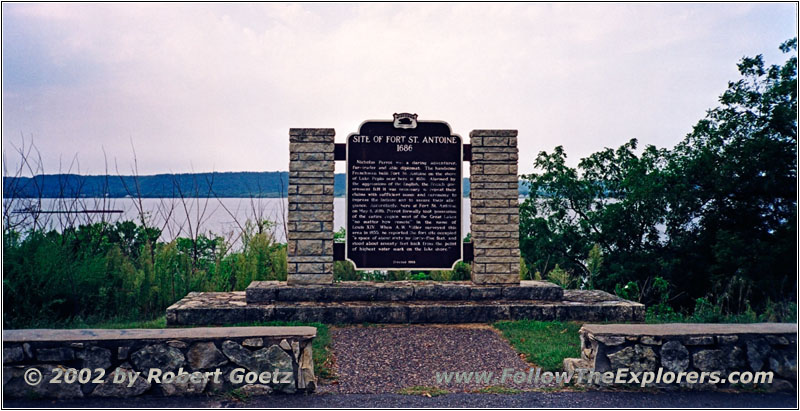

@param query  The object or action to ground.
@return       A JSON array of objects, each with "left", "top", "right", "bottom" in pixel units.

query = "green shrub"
[
  {"left": 333, "top": 260, "right": 359, "bottom": 281},
  {"left": 615, "top": 281, "right": 640, "bottom": 302},
  {"left": 429, "top": 262, "right": 470, "bottom": 281},
  {"left": 386, "top": 270, "right": 410, "bottom": 281},
  {"left": 519, "top": 257, "right": 530, "bottom": 280},
  {"left": 546, "top": 264, "right": 576, "bottom": 289},
  {"left": 429, "top": 269, "right": 452, "bottom": 281},
  {"left": 3, "top": 218, "right": 289, "bottom": 328},
  {"left": 410, "top": 272, "right": 430, "bottom": 281}
]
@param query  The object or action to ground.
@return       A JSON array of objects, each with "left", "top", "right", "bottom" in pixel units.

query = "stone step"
[
  {"left": 167, "top": 289, "right": 644, "bottom": 326},
  {"left": 245, "top": 280, "right": 564, "bottom": 303}
]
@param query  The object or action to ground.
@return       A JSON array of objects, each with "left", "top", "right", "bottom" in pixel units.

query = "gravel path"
[{"left": 321, "top": 324, "right": 537, "bottom": 394}]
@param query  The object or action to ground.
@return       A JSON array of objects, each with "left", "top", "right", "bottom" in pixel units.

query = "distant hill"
[{"left": 3, "top": 172, "right": 530, "bottom": 198}]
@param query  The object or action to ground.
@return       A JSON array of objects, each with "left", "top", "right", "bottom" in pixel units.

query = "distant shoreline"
[
  {"left": 2, "top": 195, "right": 530, "bottom": 199},
  {"left": 3, "top": 172, "right": 532, "bottom": 199}
]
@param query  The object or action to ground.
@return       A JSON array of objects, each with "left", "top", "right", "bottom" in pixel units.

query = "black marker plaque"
[{"left": 346, "top": 114, "right": 462, "bottom": 270}]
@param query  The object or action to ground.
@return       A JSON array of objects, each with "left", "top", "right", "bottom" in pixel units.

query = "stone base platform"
[
  {"left": 246, "top": 280, "right": 564, "bottom": 303},
  {"left": 166, "top": 288, "right": 644, "bottom": 326}
]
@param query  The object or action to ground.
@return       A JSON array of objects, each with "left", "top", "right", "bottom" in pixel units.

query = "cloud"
[{"left": 2, "top": 3, "right": 797, "bottom": 175}]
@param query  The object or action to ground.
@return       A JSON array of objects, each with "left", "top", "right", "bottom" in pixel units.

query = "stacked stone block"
[
  {"left": 469, "top": 130, "right": 520, "bottom": 285},
  {"left": 287, "top": 128, "right": 335, "bottom": 285}
]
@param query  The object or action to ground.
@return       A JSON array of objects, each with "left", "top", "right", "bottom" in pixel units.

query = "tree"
[
  {"left": 520, "top": 139, "right": 670, "bottom": 298},
  {"left": 663, "top": 38, "right": 797, "bottom": 311},
  {"left": 520, "top": 39, "right": 797, "bottom": 312}
]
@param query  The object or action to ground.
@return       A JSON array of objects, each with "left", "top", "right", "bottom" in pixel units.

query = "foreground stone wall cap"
[
  {"left": 581, "top": 322, "right": 796, "bottom": 336},
  {"left": 3, "top": 326, "right": 317, "bottom": 342}
]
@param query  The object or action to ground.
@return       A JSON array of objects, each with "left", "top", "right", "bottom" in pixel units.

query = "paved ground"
[
  {"left": 5, "top": 391, "right": 796, "bottom": 408},
  {"left": 321, "top": 324, "right": 538, "bottom": 393}
]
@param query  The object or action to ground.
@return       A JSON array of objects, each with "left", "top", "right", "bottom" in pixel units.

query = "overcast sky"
[{"left": 2, "top": 2, "right": 797, "bottom": 176}]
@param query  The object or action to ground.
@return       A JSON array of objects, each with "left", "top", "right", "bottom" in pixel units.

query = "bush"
[
  {"left": 615, "top": 281, "right": 640, "bottom": 302},
  {"left": 519, "top": 257, "right": 530, "bottom": 280},
  {"left": 546, "top": 264, "right": 576, "bottom": 289},
  {"left": 333, "top": 260, "right": 359, "bottom": 281},
  {"left": 3, "top": 219, "right": 288, "bottom": 328}
]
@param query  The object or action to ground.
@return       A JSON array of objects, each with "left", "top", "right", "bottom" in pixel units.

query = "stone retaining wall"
[
  {"left": 167, "top": 289, "right": 644, "bottom": 325},
  {"left": 565, "top": 323, "right": 796, "bottom": 392},
  {"left": 245, "top": 280, "right": 563, "bottom": 303},
  {"left": 3, "top": 327, "right": 316, "bottom": 398}
]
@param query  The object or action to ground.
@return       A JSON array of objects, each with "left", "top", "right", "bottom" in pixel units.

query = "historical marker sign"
[{"left": 346, "top": 114, "right": 463, "bottom": 270}]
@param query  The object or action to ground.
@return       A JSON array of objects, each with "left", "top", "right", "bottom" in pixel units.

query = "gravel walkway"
[{"left": 321, "top": 324, "right": 538, "bottom": 394}]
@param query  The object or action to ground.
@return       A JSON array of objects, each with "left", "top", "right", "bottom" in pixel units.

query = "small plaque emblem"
[{"left": 393, "top": 113, "right": 418, "bottom": 129}]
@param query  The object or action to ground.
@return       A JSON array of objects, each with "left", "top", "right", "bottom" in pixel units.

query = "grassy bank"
[{"left": 493, "top": 320, "right": 582, "bottom": 372}]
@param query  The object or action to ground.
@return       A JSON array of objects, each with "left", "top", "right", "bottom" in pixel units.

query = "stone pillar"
[
  {"left": 469, "top": 130, "right": 520, "bottom": 285},
  {"left": 287, "top": 128, "right": 335, "bottom": 285}
]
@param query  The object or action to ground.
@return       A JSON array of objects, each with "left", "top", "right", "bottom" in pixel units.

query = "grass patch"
[
  {"left": 493, "top": 320, "right": 581, "bottom": 372},
  {"left": 80, "top": 316, "right": 168, "bottom": 329},
  {"left": 398, "top": 386, "right": 449, "bottom": 397},
  {"left": 8, "top": 315, "right": 169, "bottom": 330},
  {"left": 472, "top": 385, "right": 522, "bottom": 394}
]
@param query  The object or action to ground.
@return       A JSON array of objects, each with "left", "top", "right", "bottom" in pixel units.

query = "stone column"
[
  {"left": 469, "top": 130, "right": 520, "bottom": 285},
  {"left": 287, "top": 128, "right": 335, "bottom": 285}
]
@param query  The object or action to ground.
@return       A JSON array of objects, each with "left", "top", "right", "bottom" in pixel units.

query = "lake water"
[{"left": 5, "top": 197, "right": 513, "bottom": 243}]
